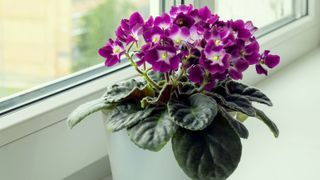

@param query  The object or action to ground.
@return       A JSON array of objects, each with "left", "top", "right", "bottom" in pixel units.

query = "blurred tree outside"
[{"left": 72, "top": 0, "right": 135, "bottom": 72}]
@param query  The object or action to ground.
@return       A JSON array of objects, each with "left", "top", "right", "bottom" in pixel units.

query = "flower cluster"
[{"left": 99, "top": 5, "right": 280, "bottom": 91}]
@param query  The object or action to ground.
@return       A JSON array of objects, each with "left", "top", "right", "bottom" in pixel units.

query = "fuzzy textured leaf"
[
  {"left": 128, "top": 108, "right": 178, "bottom": 151},
  {"left": 168, "top": 93, "right": 218, "bottom": 131},
  {"left": 226, "top": 81, "right": 273, "bottom": 106},
  {"left": 147, "top": 71, "right": 165, "bottom": 83},
  {"left": 104, "top": 103, "right": 154, "bottom": 132},
  {"left": 178, "top": 82, "right": 197, "bottom": 96},
  {"left": 172, "top": 115, "right": 242, "bottom": 180},
  {"left": 140, "top": 84, "right": 173, "bottom": 108},
  {"left": 68, "top": 99, "right": 112, "bottom": 128},
  {"left": 255, "top": 108, "right": 279, "bottom": 138},
  {"left": 219, "top": 107, "right": 249, "bottom": 139},
  {"left": 212, "top": 92, "right": 256, "bottom": 117},
  {"left": 103, "top": 78, "right": 154, "bottom": 103}
]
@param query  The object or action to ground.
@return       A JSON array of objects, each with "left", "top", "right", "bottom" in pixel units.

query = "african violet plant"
[{"left": 68, "top": 4, "right": 280, "bottom": 180}]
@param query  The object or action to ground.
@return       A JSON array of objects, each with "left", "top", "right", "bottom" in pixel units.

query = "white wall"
[
  {"left": 0, "top": 114, "right": 110, "bottom": 180},
  {"left": 229, "top": 47, "right": 320, "bottom": 180}
]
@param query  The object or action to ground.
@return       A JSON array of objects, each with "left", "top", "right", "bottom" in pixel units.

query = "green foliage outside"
[{"left": 72, "top": 0, "right": 135, "bottom": 72}]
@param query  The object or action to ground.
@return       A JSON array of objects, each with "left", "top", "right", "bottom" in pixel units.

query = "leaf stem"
[
  {"left": 143, "top": 72, "right": 161, "bottom": 90},
  {"left": 197, "top": 69, "right": 209, "bottom": 92},
  {"left": 125, "top": 53, "right": 143, "bottom": 75}
]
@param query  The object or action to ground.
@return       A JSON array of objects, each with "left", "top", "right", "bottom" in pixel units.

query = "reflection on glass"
[{"left": 0, "top": 0, "right": 149, "bottom": 98}]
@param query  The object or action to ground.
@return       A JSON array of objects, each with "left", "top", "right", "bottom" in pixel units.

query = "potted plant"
[{"left": 68, "top": 4, "right": 280, "bottom": 180}]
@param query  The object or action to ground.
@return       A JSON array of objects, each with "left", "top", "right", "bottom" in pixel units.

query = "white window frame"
[{"left": 0, "top": 0, "right": 319, "bottom": 148}]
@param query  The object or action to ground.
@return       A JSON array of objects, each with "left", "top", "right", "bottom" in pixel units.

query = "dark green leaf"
[
  {"left": 127, "top": 108, "right": 178, "bottom": 152},
  {"left": 255, "top": 108, "right": 279, "bottom": 138},
  {"left": 168, "top": 93, "right": 218, "bottom": 131},
  {"left": 140, "top": 84, "right": 173, "bottom": 108},
  {"left": 172, "top": 115, "right": 242, "bottom": 180},
  {"left": 104, "top": 103, "right": 154, "bottom": 132},
  {"left": 210, "top": 92, "right": 256, "bottom": 117},
  {"left": 219, "top": 107, "right": 249, "bottom": 139},
  {"left": 177, "top": 82, "right": 197, "bottom": 96},
  {"left": 147, "top": 71, "right": 165, "bottom": 83},
  {"left": 103, "top": 78, "right": 154, "bottom": 103},
  {"left": 226, "top": 81, "right": 273, "bottom": 106},
  {"left": 68, "top": 98, "right": 112, "bottom": 128}
]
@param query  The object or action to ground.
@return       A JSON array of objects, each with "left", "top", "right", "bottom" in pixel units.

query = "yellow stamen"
[
  {"left": 162, "top": 52, "right": 168, "bottom": 59},
  {"left": 176, "top": 39, "right": 181, "bottom": 44},
  {"left": 152, "top": 37, "right": 159, "bottom": 43},
  {"left": 213, "top": 55, "right": 220, "bottom": 62},
  {"left": 240, "top": 50, "right": 246, "bottom": 57},
  {"left": 215, "top": 39, "right": 221, "bottom": 46},
  {"left": 113, "top": 46, "right": 121, "bottom": 54}
]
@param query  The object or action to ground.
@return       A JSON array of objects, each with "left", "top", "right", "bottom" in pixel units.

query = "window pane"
[
  {"left": 192, "top": 0, "right": 307, "bottom": 31},
  {"left": 0, "top": 0, "right": 149, "bottom": 99}
]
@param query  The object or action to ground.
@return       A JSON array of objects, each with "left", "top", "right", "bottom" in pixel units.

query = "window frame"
[{"left": 0, "top": 0, "right": 319, "bottom": 147}]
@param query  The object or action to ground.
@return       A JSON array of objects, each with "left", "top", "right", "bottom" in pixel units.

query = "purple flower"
[
  {"left": 100, "top": 5, "right": 281, "bottom": 90},
  {"left": 256, "top": 64, "right": 268, "bottom": 75},
  {"left": 243, "top": 40, "right": 260, "bottom": 64},
  {"left": 169, "top": 25, "right": 190, "bottom": 46},
  {"left": 189, "top": 25, "right": 205, "bottom": 44},
  {"left": 245, "top": 21, "right": 258, "bottom": 34},
  {"left": 170, "top": 4, "right": 193, "bottom": 18},
  {"left": 154, "top": 13, "right": 171, "bottom": 30},
  {"left": 264, "top": 51, "right": 280, "bottom": 68},
  {"left": 200, "top": 40, "right": 230, "bottom": 74},
  {"left": 174, "top": 13, "right": 195, "bottom": 28},
  {"left": 136, "top": 43, "right": 152, "bottom": 66},
  {"left": 229, "top": 20, "right": 256, "bottom": 40},
  {"left": 98, "top": 39, "right": 125, "bottom": 67},
  {"left": 144, "top": 26, "right": 164, "bottom": 43},
  {"left": 116, "top": 19, "right": 130, "bottom": 43},
  {"left": 129, "top": 12, "right": 144, "bottom": 29},
  {"left": 256, "top": 50, "right": 280, "bottom": 75},
  {"left": 125, "top": 12, "right": 145, "bottom": 44},
  {"left": 197, "top": 6, "right": 212, "bottom": 21},
  {"left": 205, "top": 26, "right": 233, "bottom": 47},
  {"left": 188, "top": 64, "right": 205, "bottom": 84},
  {"left": 144, "top": 45, "right": 180, "bottom": 72}
]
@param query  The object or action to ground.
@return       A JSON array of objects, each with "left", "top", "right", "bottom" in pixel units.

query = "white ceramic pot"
[{"left": 105, "top": 130, "right": 190, "bottom": 180}]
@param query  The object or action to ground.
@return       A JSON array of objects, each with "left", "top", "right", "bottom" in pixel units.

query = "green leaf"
[
  {"left": 104, "top": 103, "right": 154, "bottom": 132},
  {"left": 67, "top": 98, "right": 112, "bottom": 128},
  {"left": 236, "top": 112, "right": 249, "bottom": 122},
  {"left": 140, "top": 83, "right": 173, "bottom": 108},
  {"left": 226, "top": 81, "right": 273, "bottom": 106},
  {"left": 210, "top": 92, "right": 256, "bottom": 117},
  {"left": 172, "top": 115, "right": 242, "bottom": 180},
  {"left": 177, "top": 82, "right": 197, "bottom": 96},
  {"left": 168, "top": 93, "right": 218, "bottom": 131},
  {"left": 255, "top": 108, "right": 279, "bottom": 138},
  {"left": 127, "top": 108, "right": 178, "bottom": 152},
  {"left": 147, "top": 71, "right": 165, "bottom": 83},
  {"left": 219, "top": 107, "right": 249, "bottom": 139},
  {"left": 103, "top": 78, "right": 154, "bottom": 103}
]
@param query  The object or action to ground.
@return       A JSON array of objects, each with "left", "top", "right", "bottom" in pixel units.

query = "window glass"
[
  {"left": 0, "top": 0, "right": 149, "bottom": 98},
  {"left": 190, "top": 0, "right": 307, "bottom": 30}
]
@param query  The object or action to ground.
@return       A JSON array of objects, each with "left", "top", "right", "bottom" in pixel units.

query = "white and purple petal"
[{"left": 155, "top": 13, "right": 171, "bottom": 30}]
